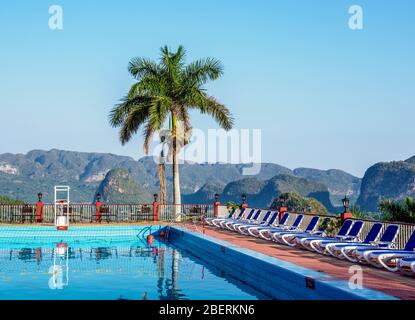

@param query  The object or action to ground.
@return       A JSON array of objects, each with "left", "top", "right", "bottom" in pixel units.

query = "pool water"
[{"left": 0, "top": 226, "right": 271, "bottom": 300}]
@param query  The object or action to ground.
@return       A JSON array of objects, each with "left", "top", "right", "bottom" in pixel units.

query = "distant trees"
[
  {"left": 379, "top": 197, "right": 415, "bottom": 223},
  {"left": 0, "top": 196, "right": 25, "bottom": 205},
  {"left": 270, "top": 192, "right": 330, "bottom": 216}
]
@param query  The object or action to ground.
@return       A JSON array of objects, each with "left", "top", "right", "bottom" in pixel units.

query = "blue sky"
[{"left": 0, "top": 0, "right": 414, "bottom": 177}]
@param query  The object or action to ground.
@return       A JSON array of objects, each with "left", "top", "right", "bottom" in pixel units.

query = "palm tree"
[{"left": 109, "top": 46, "right": 233, "bottom": 215}]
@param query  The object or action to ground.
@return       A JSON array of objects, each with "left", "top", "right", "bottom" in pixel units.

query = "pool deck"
[{"left": 183, "top": 224, "right": 415, "bottom": 300}]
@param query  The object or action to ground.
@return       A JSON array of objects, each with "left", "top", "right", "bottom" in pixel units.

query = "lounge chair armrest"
[
  {"left": 334, "top": 235, "right": 355, "bottom": 242},
  {"left": 370, "top": 241, "right": 392, "bottom": 248}
]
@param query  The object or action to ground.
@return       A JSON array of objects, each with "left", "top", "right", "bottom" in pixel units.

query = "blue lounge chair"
[
  {"left": 247, "top": 212, "right": 287, "bottom": 238},
  {"left": 258, "top": 214, "right": 304, "bottom": 241},
  {"left": 333, "top": 224, "right": 399, "bottom": 262},
  {"left": 309, "top": 220, "right": 365, "bottom": 254},
  {"left": 272, "top": 216, "right": 321, "bottom": 244},
  {"left": 397, "top": 257, "right": 415, "bottom": 276},
  {"left": 222, "top": 209, "right": 255, "bottom": 229},
  {"left": 323, "top": 222, "right": 383, "bottom": 258},
  {"left": 205, "top": 208, "right": 236, "bottom": 226},
  {"left": 228, "top": 209, "right": 262, "bottom": 231},
  {"left": 295, "top": 219, "right": 353, "bottom": 250},
  {"left": 355, "top": 229, "right": 415, "bottom": 271},
  {"left": 237, "top": 210, "right": 273, "bottom": 234},
  {"left": 211, "top": 208, "right": 246, "bottom": 228},
  {"left": 275, "top": 217, "right": 332, "bottom": 246}
]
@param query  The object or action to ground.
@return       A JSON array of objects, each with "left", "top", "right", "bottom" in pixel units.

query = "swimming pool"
[
  {"left": 0, "top": 226, "right": 271, "bottom": 300},
  {"left": 0, "top": 225, "right": 398, "bottom": 300}
]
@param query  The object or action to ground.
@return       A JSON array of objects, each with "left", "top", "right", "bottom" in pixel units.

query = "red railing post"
[
  {"left": 341, "top": 211, "right": 353, "bottom": 224},
  {"left": 214, "top": 201, "right": 220, "bottom": 218},
  {"left": 36, "top": 192, "right": 43, "bottom": 223},
  {"left": 214, "top": 193, "right": 220, "bottom": 218},
  {"left": 153, "top": 201, "right": 159, "bottom": 222},
  {"left": 278, "top": 206, "right": 288, "bottom": 222},
  {"left": 153, "top": 194, "right": 159, "bottom": 222},
  {"left": 95, "top": 193, "right": 102, "bottom": 223}
]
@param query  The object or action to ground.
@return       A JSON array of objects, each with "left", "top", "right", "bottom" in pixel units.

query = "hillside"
[
  {"left": 0, "top": 195, "right": 25, "bottom": 205},
  {"left": 293, "top": 168, "right": 361, "bottom": 206},
  {"left": 357, "top": 159, "right": 415, "bottom": 212},
  {"left": 0, "top": 149, "right": 293, "bottom": 202},
  {"left": 182, "top": 180, "right": 227, "bottom": 204},
  {"left": 216, "top": 174, "right": 337, "bottom": 211},
  {"left": 96, "top": 169, "right": 153, "bottom": 204},
  {"left": 269, "top": 192, "right": 330, "bottom": 215}
]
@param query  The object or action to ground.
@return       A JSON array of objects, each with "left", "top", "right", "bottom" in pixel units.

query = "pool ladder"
[{"left": 137, "top": 226, "right": 153, "bottom": 239}]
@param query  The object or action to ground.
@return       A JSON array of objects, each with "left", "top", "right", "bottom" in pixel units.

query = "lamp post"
[
  {"left": 95, "top": 193, "right": 102, "bottom": 223},
  {"left": 241, "top": 193, "right": 248, "bottom": 209},
  {"left": 36, "top": 192, "right": 43, "bottom": 223},
  {"left": 342, "top": 196, "right": 350, "bottom": 213},
  {"left": 153, "top": 193, "right": 159, "bottom": 222},
  {"left": 214, "top": 193, "right": 220, "bottom": 218},
  {"left": 341, "top": 195, "right": 352, "bottom": 223}
]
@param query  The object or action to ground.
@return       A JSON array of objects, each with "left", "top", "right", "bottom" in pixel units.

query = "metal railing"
[
  {"left": 158, "top": 204, "right": 214, "bottom": 221},
  {"left": 0, "top": 203, "right": 215, "bottom": 224},
  {"left": 349, "top": 217, "right": 415, "bottom": 250}
]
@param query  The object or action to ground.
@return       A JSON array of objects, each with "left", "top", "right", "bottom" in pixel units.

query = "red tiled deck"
[{"left": 184, "top": 224, "right": 415, "bottom": 300}]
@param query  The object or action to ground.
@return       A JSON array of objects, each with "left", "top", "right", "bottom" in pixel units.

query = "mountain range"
[
  {"left": 0, "top": 149, "right": 361, "bottom": 210},
  {"left": 2, "top": 149, "right": 414, "bottom": 212}
]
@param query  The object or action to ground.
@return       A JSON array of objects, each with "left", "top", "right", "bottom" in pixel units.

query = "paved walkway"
[{"left": 187, "top": 224, "right": 415, "bottom": 300}]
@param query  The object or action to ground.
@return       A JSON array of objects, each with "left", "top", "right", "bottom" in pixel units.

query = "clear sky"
[{"left": 0, "top": 0, "right": 414, "bottom": 177}]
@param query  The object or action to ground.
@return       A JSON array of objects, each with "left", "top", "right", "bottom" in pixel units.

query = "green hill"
[
  {"left": 357, "top": 160, "right": 415, "bottom": 212},
  {"left": 269, "top": 192, "right": 330, "bottom": 215},
  {"left": 96, "top": 168, "right": 153, "bottom": 204},
  {"left": 216, "top": 174, "right": 336, "bottom": 211},
  {"left": 293, "top": 168, "right": 361, "bottom": 206}
]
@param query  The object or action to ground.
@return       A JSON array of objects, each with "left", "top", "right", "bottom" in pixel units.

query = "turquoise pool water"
[{"left": 0, "top": 226, "right": 271, "bottom": 300}]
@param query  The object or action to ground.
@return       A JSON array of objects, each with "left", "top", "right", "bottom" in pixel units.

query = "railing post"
[
  {"left": 341, "top": 211, "right": 353, "bottom": 224},
  {"left": 214, "top": 201, "right": 220, "bottom": 218},
  {"left": 278, "top": 206, "right": 288, "bottom": 222},
  {"left": 95, "top": 193, "right": 102, "bottom": 223},
  {"left": 214, "top": 193, "right": 220, "bottom": 218},
  {"left": 153, "top": 194, "right": 159, "bottom": 222},
  {"left": 36, "top": 192, "right": 43, "bottom": 223}
]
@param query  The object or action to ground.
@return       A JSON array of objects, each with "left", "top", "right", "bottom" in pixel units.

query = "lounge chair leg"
[{"left": 377, "top": 254, "right": 400, "bottom": 272}]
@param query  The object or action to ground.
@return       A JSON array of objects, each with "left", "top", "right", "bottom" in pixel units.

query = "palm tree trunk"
[
  {"left": 158, "top": 162, "right": 166, "bottom": 205},
  {"left": 171, "top": 112, "right": 182, "bottom": 219}
]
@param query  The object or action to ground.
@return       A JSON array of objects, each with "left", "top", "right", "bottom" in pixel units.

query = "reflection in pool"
[{"left": 0, "top": 239, "right": 271, "bottom": 300}]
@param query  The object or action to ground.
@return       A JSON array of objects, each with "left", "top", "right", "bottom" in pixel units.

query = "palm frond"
[
  {"left": 109, "top": 95, "right": 151, "bottom": 127},
  {"left": 187, "top": 90, "right": 234, "bottom": 130},
  {"left": 128, "top": 57, "right": 161, "bottom": 80},
  {"left": 119, "top": 104, "right": 152, "bottom": 145},
  {"left": 183, "top": 57, "right": 224, "bottom": 86}
]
